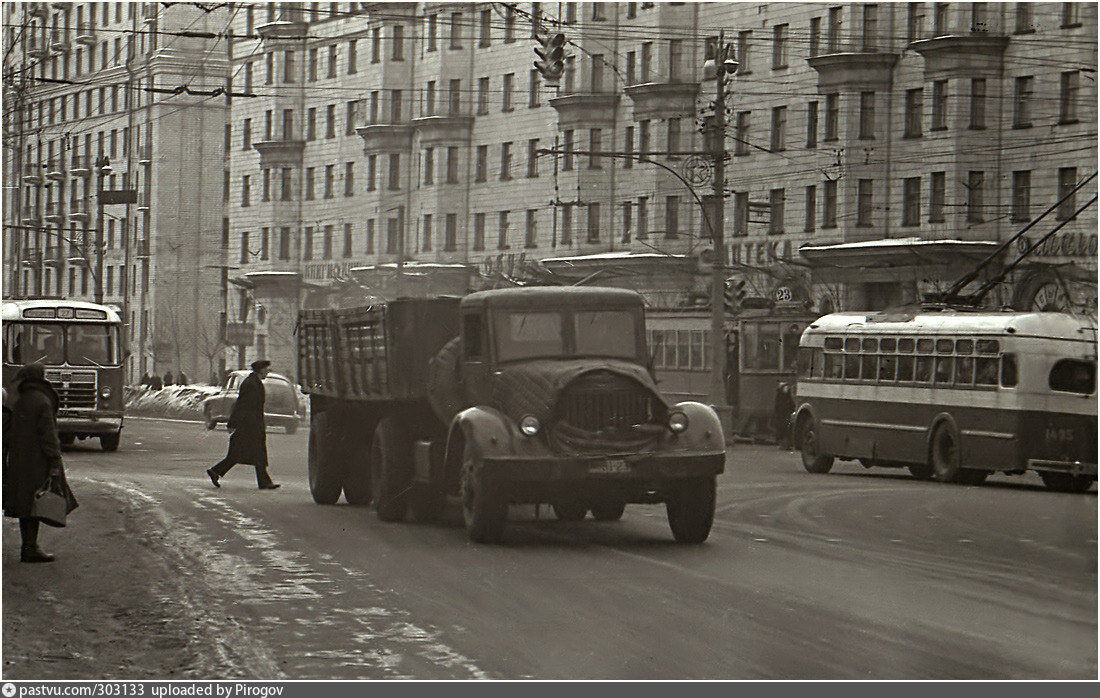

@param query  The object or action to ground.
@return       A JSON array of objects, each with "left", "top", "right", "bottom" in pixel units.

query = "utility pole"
[{"left": 94, "top": 155, "right": 110, "bottom": 304}]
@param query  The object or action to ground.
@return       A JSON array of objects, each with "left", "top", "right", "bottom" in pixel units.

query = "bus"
[
  {"left": 792, "top": 309, "right": 1097, "bottom": 492},
  {"left": 2, "top": 299, "right": 126, "bottom": 451}
]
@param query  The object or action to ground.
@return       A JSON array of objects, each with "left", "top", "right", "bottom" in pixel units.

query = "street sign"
[
  {"left": 99, "top": 189, "right": 138, "bottom": 205},
  {"left": 225, "top": 322, "right": 255, "bottom": 346}
]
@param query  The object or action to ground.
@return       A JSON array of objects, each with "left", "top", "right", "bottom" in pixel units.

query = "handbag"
[{"left": 32, "top": 475, "right": 68, "bottom": 528}]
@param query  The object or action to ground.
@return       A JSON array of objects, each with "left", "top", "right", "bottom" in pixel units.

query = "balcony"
[
  {"left": 137, "top": 144, "right": 152, "bottom": 165},
  {"left": 75, "top": 21, "right": 95, "bottom": 45},
  {"left": 69, "top": 198, "right": 90, "bottom": 223},
  {"left": 549, "top": 93, "right": 620, "bottom": 130},
  {"left": 142, "top": 5, "right": 158, "bottom": 24},
  {"left": 624, "top": 81, "right": 700, "bottom": 121},
  {"left": 253, "top": 139, "right": 306, "bottom": 166},
  {"left": 22, "top": 206, "right": 42, "bottom": 225},
  {"left": 807, "top": 52, "right": 900, "bottom": 91},
  {"left": 256, "top": 9, "right": 309, "bottom": 44},
  {"left": 27, "top": 34, "right": 48, "bottom": 58},
  {"left": 28, "top": 3, "right": 48, "bottom": 18},
  {"left": 356, "top": 123, "right": 414, "bottom": 152},
  {"left": 70, "top": 155, "right": 91, "bottom": 177},
  {"left": 44, "top": 201, "right": 64, "bottom": 224},
  {"left": 136, "top": 191, "right": 151, "bottom": 212},
  {"left": 49, "top": 28, "right": 69, "bottom": 52},
  {"left": 410, "top": 115, "right": 474, "bottom": 145},
  {"left": 909, "top": 34, "right": 1009, "bottom": 78},
  {"left": 45, "top": 158, "right": 66, "bottom": 180},
  {"left": 23, "top": 163, "right": 43, "bottom": 184}
]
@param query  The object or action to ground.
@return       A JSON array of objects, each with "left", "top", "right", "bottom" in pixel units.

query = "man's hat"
[{"left": 251, "top": 359, "right": 272, "bottom": 371}]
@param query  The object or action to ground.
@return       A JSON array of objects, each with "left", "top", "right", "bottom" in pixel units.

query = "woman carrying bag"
[{"left": 3, "top": 364, "right": 78, "bottom": 563}]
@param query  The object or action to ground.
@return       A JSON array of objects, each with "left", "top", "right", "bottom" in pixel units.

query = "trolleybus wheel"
[
  {"left": 929, "top": 424, "right": 962, "bottom": 483},
  {"left": 370, "top": 417, "right": 413, "bottom": 521},
  {"left": 591, "top": 501, "right": 627, "bottom": 522},
  {"left": 461, "top": 443, "right": 507, "bottom": 543},
  {"left": 552, "top": 502, "right": 588, "bottom": 521},
  {"left": 666, "top": 476, "right": 716, "bottom": 544},
  {"left": 308, "top": 413, "right": 345, "bottom": 505},
  {"left": 1039, "top": 471, "right": 1094, "bottom": 493},
  {"left": 798, "top": 420, "right": 834, "bottom": 474}
]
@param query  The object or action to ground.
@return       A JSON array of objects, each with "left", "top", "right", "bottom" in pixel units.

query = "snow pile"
[{"left": 124, "top": 384, "right": 221, "bottom": 421}]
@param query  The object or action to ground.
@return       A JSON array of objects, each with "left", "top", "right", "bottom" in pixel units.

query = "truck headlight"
[
  {"left": 668, "top": 410, "right": 689, "bottom": 433},
  {"left": 99, "top": 387, "right": 112, "bottom": 399},
  {"left": 519, "top": 415, "right": 540, "bottom": 437}
]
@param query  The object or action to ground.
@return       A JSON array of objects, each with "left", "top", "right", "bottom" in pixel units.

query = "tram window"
[
  {"left": 861, "top": 354, "right": 876, "bottom": 379},
  {"left": 824, "top": 337, "right": 842, "bottom": 351},
  {"left": 880, "top": 338, "right": 897, "bottom": 353},
  {"left": 797, "top": 347, "right": 813, "bottom": 378},
  {"left": 936, "top": 338, "right": 954, "bottom": 354},
  {"left": 879, "top": 354, "right": 897, "bottom": 381},
  {"left": 976, "top": 339, "right": 1000, "bottom": 354},
  {"left": 677, "top": 330, "right": 691, "bottom": 369},
  {"left": 956, "top": 339, "right": 974, "bottom": 354},
  {"left": 824, "top": 352, "right": 843, "bottom": 379},
  {"left": 663, "top": 331, "right": 676, "bottom": 368},
  {"left": 861, "top": 338, "right": 878, "bottom": 352},
  {"left": 844, "top": 353, "right": 861, "bottom": 379},
  {"left": 915, "top": 355, "right": 933, "bottom": 382},
  {"left": 1001, "top": 354, "right": 1018, "bottom": 387},
  {"left": 898, "top": 338, "right": 915, "bottom": 353},
  {"left": 1049, "top": 359, "right": 1096, "bottom": 395},
  {"left": 690, "top": 330, "right": 704, "bottom": 370},
  {"left": 934, "top": 356, "right": 954, "bottom": 384},
  {"left": 811, "top": 348, "right": 825, "bottom": 378},
  {"left": 844, "top": 337, "right": 860, "bottom": 352},
  {"left": 975, "top": 357, "right": 998, "bottom": 386},
  {"left": 916, "top": 338, "right": 934, "bottom": 354},
  {"left": 955, "top": 356, "right": 974, "bottom": 385},
  {"left": 743, "top": 324, "right": 781, "bottom": 370},
  {"left": 897, "top": 355, "right": 916, "bottom": 381},
  {"left": 782, "top": 325, "right": 803, "bottom": 372}
]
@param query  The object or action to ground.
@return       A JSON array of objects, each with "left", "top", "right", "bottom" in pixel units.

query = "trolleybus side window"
[
  {"left": 915, "top": 354, "right": 933, "bottom": 383},
  {"left": 878, "top": 353, "right": 897, "bottom": 381},
  {"left": 861, "top": 352, "right": 876, "bottom": 380},
  {"left": 824, "top": 351, "right": 842, "bottom": 379},
  {"left": 897, "top": 353, "right": 915, "bottom": 381},
  {"left": 1001, "top": 354, "right": 1018, "bottom": 387},
  {"left": 1049, "top": 359, "right": 1096, "bottom": 395},
  {"left": 976, "top": 339, "right": 999, "bottom": 354},
  {"left": 975, "top": 356, "right": 999, "bottom": 385},
  {"left": 897, "top": 337, "right": 915, "bottom": 353},
  {"left": 955, "top": 355, "right": 974, "bottom": 385},
  {"left": 844, "top": 350, "right": 861, "bottom": 379},
  {"left": 934, "top": 355, "right": 954, "bottom": 384}
]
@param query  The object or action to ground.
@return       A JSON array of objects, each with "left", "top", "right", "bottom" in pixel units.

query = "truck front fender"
[
  {"left": 441, "top": 406, "right": 520, "bottom": 493},
  {"left": 667, "top": 401, "right": 726, "bottom": 453}
]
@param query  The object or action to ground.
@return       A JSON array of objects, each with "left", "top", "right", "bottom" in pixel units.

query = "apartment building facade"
[
  {"left": 225, "top": 2, "right": 1096, "bottom": 376},
  {"left": 3, "top": 1, "right": 229, "bottom": 383}
]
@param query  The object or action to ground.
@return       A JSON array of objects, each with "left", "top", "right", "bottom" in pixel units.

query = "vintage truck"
[{"left": 297, "top": 286, "right": 726, "bottom": 543}]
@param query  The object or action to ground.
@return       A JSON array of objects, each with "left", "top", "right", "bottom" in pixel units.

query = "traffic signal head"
[
  {"left": 534, "top": 33, "right": 566, "bottom": 86},
  {"left": 724, "top": 278, "right": 747, "bottom": 313}
]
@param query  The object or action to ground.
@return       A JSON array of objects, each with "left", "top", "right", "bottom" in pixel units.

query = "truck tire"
[
  {"left": 666, "top": 476, "right": 716, "bottom": 544},
  {"left": 1039, "top": 471, "right": 1094, "bottom": 493},
  {"left": 461, "top": 443, "right": 506, "bottom": 543},
  {"left": 370, "top": 418, "right": 413, "bottom": 522},
  {"left": 409, "top": 486, "right": 447, "bottom": 523},
  {"left": 552, "top": 502, "right": 588, "bottom": 521},
  {"left": 308, "top": 413, "right": 345, "bottom": 505},
  {"left": 342, "top": 445, "right": 373, "bottom": 506},
  {"left": 100, "top": 432, "right": 120, "bottom": 452},
  {"left": 591, "top": 501, "right": 626, "bottom": 522}
]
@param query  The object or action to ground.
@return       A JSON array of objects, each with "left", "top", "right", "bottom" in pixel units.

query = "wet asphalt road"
[{"left": 62, "top": 416, "right": 1096, "bottom": 679}]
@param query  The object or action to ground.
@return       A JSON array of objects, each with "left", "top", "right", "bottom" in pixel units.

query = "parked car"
[{"left": 202, "top": 370, "right": 301, "bottom": 434}]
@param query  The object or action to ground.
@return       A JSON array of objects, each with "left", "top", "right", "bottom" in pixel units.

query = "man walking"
[{"left": 206, "top": 360, "right": 280, "bottom": 490}]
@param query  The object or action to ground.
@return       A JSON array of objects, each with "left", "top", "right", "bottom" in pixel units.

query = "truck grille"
[
  {"left": 556, "top": 371, "right": 657, "bottom": 433},
  {"left": 45, "top": 369, "right": 97, "bottom": 410}
]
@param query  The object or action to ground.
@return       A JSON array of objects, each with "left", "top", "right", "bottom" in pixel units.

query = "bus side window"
[
  {"left": 861, "top": 353, "right": 877, "bottom": 380},
  {"left": 934, "top": 356, "right": 954, "bottom": 384},
  {"left": 975, "top": 357, "right": 998, "bottom": 386},
  {"left": 915, "top": 355, "right": 933, "bottom": 383},
  {"left": 896, "top": 355, "right": 915, "bottom": 381},
  {"left": 824, "top": 352, "right": 842, "bottom": 379},
  {"left": 1001, "top": 354, "right": 1018, "bottom": 387},
  {"left": 844, "top": 352, "right": 861, "bottom": 380},
  {"left": 879, "top": 354, "right": 897, "bottom": 381}
]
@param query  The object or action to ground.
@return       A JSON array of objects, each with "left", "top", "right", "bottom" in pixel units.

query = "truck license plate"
[{"left": 590, "top": 459, "right": 630, "bottom": 475}]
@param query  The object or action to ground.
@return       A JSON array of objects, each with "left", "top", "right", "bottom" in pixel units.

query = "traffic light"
[
  {"left": 534, "top": 32, "right": 566, "bottom": 86},
  {"left": 724, "top": 278, "right": 747, "bottom": 314}
]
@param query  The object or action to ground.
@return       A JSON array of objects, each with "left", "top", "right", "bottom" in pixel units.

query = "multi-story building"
[
  {"left": 2, "top": 1, "right": 229, "bottom": 384},
  {"left": 224, "top": 2, "right": 1096, "bottom": 377}
]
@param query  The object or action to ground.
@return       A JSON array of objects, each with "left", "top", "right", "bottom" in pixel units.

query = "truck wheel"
[
  {"left": 342, "top": 445, "right": 373, "bottom": 506},
  {"left": 552, "top": 502, "right": 588, "bottom": 521},
  {"left": 308, "top": 413, "right": 345, "bottom": 505},
  {"left": 409, "top": 486, "right": 447, "bottom": 523},
  {"left": 1039, "top": 471, "right": 1094, "bottom": 493},
  {"left": 370, "top": 418, "right": 412, "bottom": 522},
  {"left": 929, "top": 423, "right": 961, "bottom": 483},
  {"left": 591, "top": 501, "right": 626, "bottom": 522},
  {"left": 100, "top": 432, "right": 120, "bottom": 452},
  {"left": 666, "top": 476, "right": 716, "bottom": 544},
  {"left": 797, "top": 419, "right": 833, "bottom": 474},
  {"left": 461, "top": 444, "right": 506, "bottom": 543}
]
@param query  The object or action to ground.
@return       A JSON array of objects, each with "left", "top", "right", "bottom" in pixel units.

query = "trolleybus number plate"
[{"left": 590, "top": 459, "right": 630, "bottom": 475}]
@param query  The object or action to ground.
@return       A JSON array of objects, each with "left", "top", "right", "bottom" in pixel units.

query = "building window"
[
  {"left": 564, "top": 56, "right": 576, "bottom": 92},
  {"left": 736, "top": 31, "right": 751, "bottom": 74},
  {"left": 475, "top": 145, "right": 488, "bottom": 182},
  {"left": 667, "top": 118, "right": 681, "bottom": 158},
  {"left": 1012, "top": 170, "right": 1031, "bottom": 223},
  {"left": 388, "top": 154, "right": 401, "bottom": 190},
  {"left": 392, "top": 25, "right": 405, "bottom": 60},
  {"left": 346, "top": 100, "right": 359, "bottom": 135},
  {"left": 444, "top": 213, "right": 457, "bottom": 251},
  {"left": 279, "top": 168, "right": 291, "bottom": 201},
  {"left": 733, "top": 192, "right": 748, "bottom": 236},
  {"left": 933, "top": 2, "right": 949, "bottom": 34},
  {"left": 343, "top": 224, "right": 353, "bottom": 258},
  {"left": 372, "top": 27, "right": 381, "bottom": 63},
  {"left": 971, "top": 2, "right": 988, "bottom": 31},
  {"left": 908, "top": 2, "right": 926, "bottom": 41},
  {"left": 323, "top": 225, "right": 334, "bottom": 259},
  {"left": 769, "top": 189, "right": 785, "bottom": 234},
  {"left": 324, "top": 164, "right": 334, "bottom": 198},
  {"left": 525, "top": 209, "right": 538, "bottom": 248},
  {"left": 422, "top": 79, "right": 436, "bottom": 116},
  {"left": 390, "top": 89, "right": 402, "bottom": 122},
  {"left": 665, "top": 195, "right": 680, "bottom": 238},
  {"left": 621, "top": 201, "right": 633, "bottom": 243},
  {"left": 862, "top": 4, "right": 878, "bottom": 51},
  {"left": 422, "top": 214, "right": 432, "bottom": 251},
  {"left": 504, "top": 6, "right": 515, "bottom": 43},
  {"left": 367, "top": 155, "right": 377, "bottom": 191},
  {"left": 562, "top": 130, "right": 574, "bottom": 171},
  {"left": 327, "top": 44, "right": 337, "bottom": 78},
  {"left": 1057, "top": 167, "right": 1078, "bottom": 220},
  {"left": 282, "top": 108, "right": 294, "bottom": 139},
  {"left": 427, "top": 14, "right": 437, "bottom": 51},
  {"left": 969, "top": 78, "right": 986, "bottom": 129},
  {"left": 592, "top": 53, "right": 605, "bottom": 91},
  {"left": 904, "top": 88, "right": 923, "bottom": 137},
  {"left": 326, "top": 104, "right": 335, "bottom": 138},
  {"left": 500, "top": 142, "right": 512, "bottom": 180},
  {"left": 527, "top": 139, "right": 539, "bottom": 178},
  {"left": 1013, "top": 76, "right": 1033, "bottom": 128},
  {"left": 857, "top": 179, "right": 873, "bottom": 227},
  {"left": 262, "top": 168, "right": 271, "bottom": 201},
  {"left": 450, "top": 12, "right": 462, "bottom": 49},
  {"left": 303, "top": 227, "right": 313, "bottom": 260},
  {"left": 305, "top": 167, "right": 315, "bottom": 200},
  {"left": 306, "top": 108, "right": 316, "bottom": 140},
  {"left": 241, "top": 175, "right": 250, "bottom": 206},
  {"left": 827, "top": 6, "right": 842, "bottom": 52},
  {"left": 473, "top": 213, "right": 485, "bottom": 251},
  {"left": 770, "top": 106, "right": 786, "bottom": 152},
  {"left": 477, "top": 76, "right": 489, "bottom": 115},
  {"left": 637, "top": 196, "right": 648, "bottom": 239},
  {"left": 498, "top": 210, "right": 510, "bottom": 249},
  {"left": 966, "top": 171, "right": 984, "bottom": 223},
  {"left": 809, "top": 16, "right": 821, "bottom": 57},
  {"left": 804, "top": 185, "right": 816, "bottom": 232},
  {"left": 641, "top": 41, "right": 653, "bottom": 81},
  {"left": 1060, "top": 71, "right": 1079, "bottom": 123},
  {"left": 931, "top": 80, "right": 947, "bottom": 130},
  {"left": 280, "top": 227, "right": 291, "bottom": 261},
  {"left": 347, "top": 39, "right": 357, "bottom": 74},
  {"left": 479, "top": 8, "right": 491, "bottom": 47},
  {"left": 365, "top": 220, "right": 375, "bottom": 254},
  {"left": 242, "top": 118, "right": 251, "bottom": 149},
  {"left": 502, "top": 73, "right": 514, "bottom": 112},
  {"left": 385, "top": 219, "right": 398, "bottom": 254},
  {"left": 529, "top": 69, "right": 540, "bottom": 107},
  {"left": 1015, "top": 3, "right": 1033, "bottom": 33},
  {"left": 624, "top": 127, "right": 634, "bottom": 168},
  {"left": 259, "top": 228, "right": 270, "bottom": 261},
  {"left": 239, "top": 231, "right": 250, "bottom": 264},
  {"left": 930, "top": 171, "right": 946, "bottom": 223},
  {"left": 588, "top": 129, "right": 602, "bottom": 169},
  {"left": 903, "top": 177, "right": 921, "bottom": 226},
  {"left": 345, "top": 162, "right": 355, "bottom": 197},
  {"left": 772, "top": 24, "right": 788, "bottom": 68},
  {"left": 806, "top": 101, "right": 818, "bottom": 148},
  {"left": 734, "top": 111, "right": 750, "bottom": 155},
  {"left": 824, "top": 93, "right": 839, "bottom": 140},
  {"left": 587, "top": 203, "right": 600, "bottom": 242},
  {"left": 446, "top": 147, "right": 459, "bottom": 184},
  {"left": 859, "top": 92, "right": 875, "bottom": 139},
  {"left": 423, "top": 147, "right": 434, "bottom": 185},
  {"left": 1061, "top": 2, "right": 1080, "bottom": 28}
]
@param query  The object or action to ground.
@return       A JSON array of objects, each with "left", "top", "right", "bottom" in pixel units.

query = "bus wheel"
[
  {"left": 1039, "top": 471, "right": 1094, "bottom": 493},
  {"left": 552, "top": 502, "right": 588, "bottom": 521},
  {"left": 798, "top": 420, "right": 834, "bottom": 474},
  {"left": 370, "top": 418, "right": 413, "bottom": 522},
  {"left": 929, "top": 424, "right": 962, "bottom": 483},
  {"left": 591, "top": 501, "right": 626, "bottom": 522},
  {"left": 666, "top": 477, "right": 716, "bottom": 544},
  {"left": 100, "top": 432, "right": 120, "bottom": 452},
  {"left": 907, "top": 462, "right": 934, "bottom": 480}
]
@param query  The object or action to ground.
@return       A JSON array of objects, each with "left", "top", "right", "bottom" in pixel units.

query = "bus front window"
[
  {"left": 4, "top": 323, "right": 64, "bottom": 365},
  {"left": 67, "top": 324, "right": 118, "bottom": 366}
]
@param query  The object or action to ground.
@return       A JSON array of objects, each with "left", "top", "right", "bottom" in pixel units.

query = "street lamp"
[{"left": 94, "top": 155, "right": 112, "bottom": 304}]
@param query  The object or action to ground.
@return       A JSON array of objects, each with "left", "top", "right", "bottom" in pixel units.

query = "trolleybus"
[
  {"left": 2, "top": 299, "right": 126, "bottom": 451},
  {"left": 792, "top": 309, "right": 1097, "bottom": 492}
]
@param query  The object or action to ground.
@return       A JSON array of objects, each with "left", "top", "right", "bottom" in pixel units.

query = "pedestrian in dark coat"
[
  {"left": 206, "top": 360, "right": 280, "bottom": 489},
  {"left": 139, "top": 372, "right": 151, "bottom": 388},
  {"left": 773, "top": 381, "right": 796, "bottom": 451},
  {"left": 149, "top": 374, "right": 163, "bottom": 390},
  {"left": 163, "top": 371, "right": 174, "bottom": 387},
  {"left": 3, "top": 364, "right": 79, "bottom": 563},
  {"left": 177, "top": 371, "right": 189, "bottom": 386}
]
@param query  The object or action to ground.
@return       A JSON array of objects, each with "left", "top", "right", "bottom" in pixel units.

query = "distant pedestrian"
[
  {"left": 163, "top": 371, "right": 174, "bottom": 387},
  {"left": 149, "top": 374, "right": 164, "bottom": 390},
  {"left": 176, "top": 371, "right": 189, "bottom": 386},
  {"left": 3, "top": 365, "right": 79, "bottom": 563},
  {"left": 206, "top": 360, "right": 280, "bottom": 490},
  {"left": 773, "top": 381, "right": 795, "bottom": 451},
  {"left": 140, "top": 372, "right": 151, "bottom": 388}
]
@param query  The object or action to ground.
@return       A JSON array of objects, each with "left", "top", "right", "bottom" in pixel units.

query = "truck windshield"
[
  {"left": 574, "top": 310, "right": 638, "bottom": 359},
  {"left": 3, "top": 322, "right": 119, "bottom": 366},
  {"left": 494, "top": 311, "right": 564, "bottom": 361}
]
